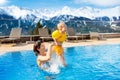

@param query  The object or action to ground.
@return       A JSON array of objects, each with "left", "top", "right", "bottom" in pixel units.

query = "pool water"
[{"left": 0, "top": 44, "right": 120, "bottom": 80}]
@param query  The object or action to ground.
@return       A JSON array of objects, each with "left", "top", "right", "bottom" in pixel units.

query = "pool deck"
[{"left": 0, "top": 38, "right": 120, "bottom": 53}]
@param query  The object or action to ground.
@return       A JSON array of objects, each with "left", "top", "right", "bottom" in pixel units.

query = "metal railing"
[{"left": 0, "top": 20, "right": 120, "bottom": 36}]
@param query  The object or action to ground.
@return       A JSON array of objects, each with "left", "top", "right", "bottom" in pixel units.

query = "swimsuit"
[
  {"left": 53, "top": 45, "right": 64, "bottom": 55},
  {"left": 52, "top": 30, "right": 66, "bottom": 55}
]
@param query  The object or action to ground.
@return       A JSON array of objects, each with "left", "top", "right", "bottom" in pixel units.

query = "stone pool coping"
[{"left": 0, "top": 38, "right": 120, "bottom": 53}]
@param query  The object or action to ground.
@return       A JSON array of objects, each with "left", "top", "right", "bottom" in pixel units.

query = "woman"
[{"left": 33, "top": 40, "right": 53, "bottom": 68}]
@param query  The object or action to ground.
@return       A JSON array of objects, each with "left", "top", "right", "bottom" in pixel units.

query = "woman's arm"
[
  {"left": 53, "top": 38, "right": 63, "bottom": 46},
  {"left": 37, "top": 43, "right": 54, "bottom": 61},
  {"left": 53, "top": 38, "right": 59, "bottom": 46}
]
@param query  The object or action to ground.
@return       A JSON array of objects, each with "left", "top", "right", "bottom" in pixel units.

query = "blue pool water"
[{"left": 0, "top": 44, "right": 120, "bottom": 80}]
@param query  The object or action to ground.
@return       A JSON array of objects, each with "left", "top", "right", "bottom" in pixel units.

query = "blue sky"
[{"left": 0, "top": 0, "right": 120, "bottom": 9}]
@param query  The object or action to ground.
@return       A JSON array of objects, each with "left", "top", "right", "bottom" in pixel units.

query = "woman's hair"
[{"left": 33, "top": 39, "right": 43, "bottom": 56}]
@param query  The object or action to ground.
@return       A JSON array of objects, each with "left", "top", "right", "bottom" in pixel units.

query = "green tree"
[
  {"left": 29, "top": 26, "right": 34, "bottom": 35},
  {"left": 34, "top": 22, "right": 43, "bottom": 35}
]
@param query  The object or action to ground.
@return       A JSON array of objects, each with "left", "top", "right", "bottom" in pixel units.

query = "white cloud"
[
  {"left": 0, "top": 0, "right": 7, "bottom": 5},
  {"left": 74, "top": 0, "right": 120, "bottom": 7}
]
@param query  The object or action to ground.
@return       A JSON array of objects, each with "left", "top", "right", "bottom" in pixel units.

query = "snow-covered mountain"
[
  {"left": 0, "top": 5, "right": 120, "bottom": 36},
  {"left": 0, "top": 5, "right": 120, "bottom": 20}
]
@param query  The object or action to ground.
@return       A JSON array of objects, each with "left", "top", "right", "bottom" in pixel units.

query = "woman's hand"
[
  {"left": 48, "top": 42, "right": 54, "bottom": 48},
  {"left": 51, "top": 42, "right": 54, "bottom": 46}
]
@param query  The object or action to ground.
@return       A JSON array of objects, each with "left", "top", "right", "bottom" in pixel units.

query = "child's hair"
[
  {"left": 57, "top": 22, "right": 67, "bottom": 30},
  {"left": 33, "top": 39, "right": 43, "bottom": 56}
]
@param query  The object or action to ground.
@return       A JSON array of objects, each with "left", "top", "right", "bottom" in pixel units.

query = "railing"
[
  {"left": 0, "top": 19, "right": 120, "bottom": 36},
  {"left": 1, "top": 33, "right": 120, "bottom": 43}
]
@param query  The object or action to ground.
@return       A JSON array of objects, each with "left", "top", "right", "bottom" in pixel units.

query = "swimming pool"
[{"left": 0, "top": 44, "right": 120, "bottom": 80}]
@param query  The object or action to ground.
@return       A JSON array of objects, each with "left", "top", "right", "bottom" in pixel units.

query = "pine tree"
[{"left": 34, "top": 22, "right": 43, "bottom": 35}]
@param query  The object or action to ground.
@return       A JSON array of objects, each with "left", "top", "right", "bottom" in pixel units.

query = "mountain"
[
  {"left": 0, "top": 5, "right": 120, "bottom": 20},
  {"left": 0, "top": 5, "right": 120, "bottom": 36}
]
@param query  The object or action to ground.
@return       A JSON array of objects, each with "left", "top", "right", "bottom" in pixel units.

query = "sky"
[{"left": 0, "top": 0, "right": 120, "bottom": 9}]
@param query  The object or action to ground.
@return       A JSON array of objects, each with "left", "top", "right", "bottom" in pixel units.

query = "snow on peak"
[
  {"left": 0, "top": 5, "right": 120, "bottom": 20},
  {"left": 0, "top": 5, "right": 32, "bottom": 19}
]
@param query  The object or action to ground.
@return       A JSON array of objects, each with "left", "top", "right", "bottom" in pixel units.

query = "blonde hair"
[{"left": 57, "top": 22, "right": 67, "bottom": 30}]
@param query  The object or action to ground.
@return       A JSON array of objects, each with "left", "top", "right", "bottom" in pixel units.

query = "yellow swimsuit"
[{"left": 52, "top": 30, "right": 66, "bottom": 55}]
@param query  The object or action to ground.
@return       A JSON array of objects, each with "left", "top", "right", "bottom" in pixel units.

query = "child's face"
[
  {"left": 61, "top": 26, "right": 67, "bottom": 32},
  {"left": 58, "top": 25, "right": 67, "bottom": 32},
  {"left": 57, "top": 22, "right": 67, "bottom": 33}
]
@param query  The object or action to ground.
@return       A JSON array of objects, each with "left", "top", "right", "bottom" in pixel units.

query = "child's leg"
[
  {"left": 53, "top": 45, "right": 67, "bottom": 66},
  {"left": 59, "top": 54, "right": 66, "bottom": 66}
]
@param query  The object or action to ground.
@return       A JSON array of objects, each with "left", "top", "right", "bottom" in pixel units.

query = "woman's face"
[
  {"left": 37, "top": 43, "right": 46, "bottom": 53},
  {"left": 40, "top": 43, "right": 45, "bottom": 51}
]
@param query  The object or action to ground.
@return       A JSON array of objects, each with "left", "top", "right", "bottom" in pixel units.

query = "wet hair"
[{"left": 33, "top": 39, "right": 43, "bottom": 56}]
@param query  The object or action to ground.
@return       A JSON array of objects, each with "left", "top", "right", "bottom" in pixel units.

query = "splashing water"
[{"left": 41, "top": 53, "right": 63, "bottom": 74}]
